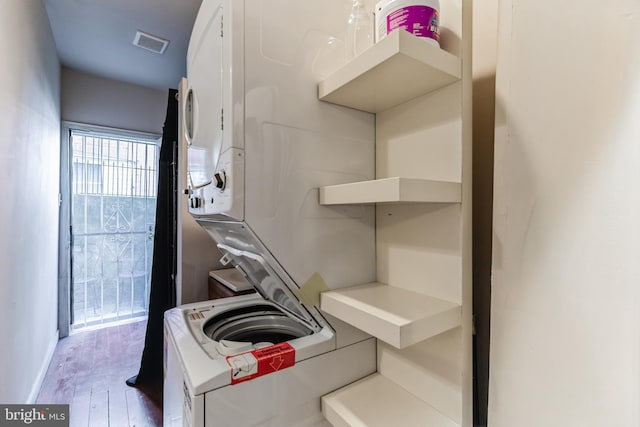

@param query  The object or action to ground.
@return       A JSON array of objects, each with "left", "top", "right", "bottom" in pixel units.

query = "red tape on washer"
[{"left": 226, "top": 342, "right": 296, "bottom": 385}]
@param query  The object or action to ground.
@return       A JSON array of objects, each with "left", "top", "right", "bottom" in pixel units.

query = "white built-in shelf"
[
  {"left": 322, "top": 373, "right": 460, "bottom": 427},
  {"left": 320, "top": 282, "right": 461, "bottom": 349},
  {"left": 318, "top": 30, "right": 461, "bottom": 113},
  {"left": 319, "top": 177, "right": 461, "bottom": 205}
]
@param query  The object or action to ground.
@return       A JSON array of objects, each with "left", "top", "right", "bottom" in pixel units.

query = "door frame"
[
  {"left": 58, "top": 121, "right": 161, "bottom": 336},
  {"left": 58, "top": 126, "right": 72, "bottom": 338}
]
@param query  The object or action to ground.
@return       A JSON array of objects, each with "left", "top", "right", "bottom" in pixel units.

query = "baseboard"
[{"left": 27, "top": 329, "right": 59, "bottom": 404}]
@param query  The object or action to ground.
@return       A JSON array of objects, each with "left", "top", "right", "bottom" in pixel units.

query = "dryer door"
[{"left": 185, "top": 0, "right": 223, "bottom": 215}]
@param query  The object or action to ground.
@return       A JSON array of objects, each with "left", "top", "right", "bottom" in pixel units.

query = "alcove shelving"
[
  {"left": 317, "top": 2, "right": 472, "bottom": 425},
  {"left": 319, "top": 177, "right": 461, "bottom": 205},
  {"left": 323, "top": 373, "right": 460, "bottom": 427},
  {"left": 320, "top": 282, "right": 461, "bottom": 349},
  {"left": 318, "top": 29, "right": 461, "bottom": 113}
]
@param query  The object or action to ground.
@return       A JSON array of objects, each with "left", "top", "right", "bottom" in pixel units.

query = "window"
[{"left": 70, "top": 129, "right": 160, "bottom": 329}]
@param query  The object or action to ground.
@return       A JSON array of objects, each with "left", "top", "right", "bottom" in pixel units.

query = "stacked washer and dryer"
[{"left": 163, "top": 0, "right": 378, "bottom": 426}]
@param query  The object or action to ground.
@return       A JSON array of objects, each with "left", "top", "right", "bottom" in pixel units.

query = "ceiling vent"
[{"left": 133, "top": 30, "right": 169, "bottom": 54}]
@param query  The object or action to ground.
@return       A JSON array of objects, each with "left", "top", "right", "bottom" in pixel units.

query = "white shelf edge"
[
  {"left": 318, "top": 30, "right": 462, "bottom": 113},
  {"left": 319, "top": 177, "right": 461, "bottom": 205},
  {"left": 322, "top": 373, "right": 460, "bottom": 427},
  {"left": 320, "top": 282, "right": 461, "bottom": 349}
]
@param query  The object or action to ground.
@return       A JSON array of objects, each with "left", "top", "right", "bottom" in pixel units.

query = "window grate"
[{"left": 70, "top": 130, "right": 160, "bottom": 330}]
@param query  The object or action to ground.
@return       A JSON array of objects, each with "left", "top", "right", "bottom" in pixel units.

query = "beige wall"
[
  {"left": 61, "top": 67, "right": 167, "bottom": 134},
  {"left": 179, "top": 216, "right": 222, "bottom": 304},
  {"left": 0, "top": 0, "right": 61, "bottom": 403},
  {"left": 490, "top": 0, "right": 640, "bottom": 425}
]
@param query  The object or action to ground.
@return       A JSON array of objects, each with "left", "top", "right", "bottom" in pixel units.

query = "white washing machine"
[
  {"left": 164, "top": 0, "right": 378, "bottom": 425},
  {"left": 163, "top": 243, "right": 377, "bottom": 426}
]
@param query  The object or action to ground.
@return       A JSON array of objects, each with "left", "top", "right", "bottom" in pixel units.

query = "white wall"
[
  {"left": 61, "top": 67, "right": 167, "bottom": 134},
  {"left": 490, "top": 0, "right": 640, "bottom": 426},
  {"left": 178, "top": 108, "right": 223, "bottom": 305},
  {"left": 179, "top": 214, "right": 222, "bottom": 304},
  {"left": 0, "top": 0, "right": 61, "bottom": 403}
]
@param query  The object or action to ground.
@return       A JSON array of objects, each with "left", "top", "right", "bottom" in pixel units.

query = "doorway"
[{"left": 68, "top": 128, "right": 160, "bottom": 330}]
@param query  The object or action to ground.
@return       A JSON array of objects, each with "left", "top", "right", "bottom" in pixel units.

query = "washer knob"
[{"left": 214, "top": 171, "right": 226, "bottom": 190}]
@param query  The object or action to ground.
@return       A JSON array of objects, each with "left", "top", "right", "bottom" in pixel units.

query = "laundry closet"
[{"left": 165, "top": 0, "right": 472, "bottom": 425}]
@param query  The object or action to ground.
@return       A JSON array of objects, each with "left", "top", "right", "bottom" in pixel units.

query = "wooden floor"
[{"left": 36, "top": 320, "right": 162, "bottom": 427}]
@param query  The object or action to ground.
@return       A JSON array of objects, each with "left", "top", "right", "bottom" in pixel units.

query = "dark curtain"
[{"left": 127, "top": 89, "right": 179, "bottom": 388}]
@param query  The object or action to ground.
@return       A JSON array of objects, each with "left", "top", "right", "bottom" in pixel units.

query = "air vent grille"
[{"left": 133, "top": 30, "right": 169, "bottom": 54}]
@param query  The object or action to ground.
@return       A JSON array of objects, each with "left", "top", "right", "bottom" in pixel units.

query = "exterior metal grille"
[{"left": 70, "top": 130, "right": 160, "bottom": 330}]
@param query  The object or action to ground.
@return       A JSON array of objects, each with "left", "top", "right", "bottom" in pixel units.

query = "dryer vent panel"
[{"left": 133, "top": 30, "right": 169, "bottom": 54}]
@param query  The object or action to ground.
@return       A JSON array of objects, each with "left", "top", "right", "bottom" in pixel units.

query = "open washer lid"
[{"left": 217, "top": 243, "right": 323, "bottom": 333}]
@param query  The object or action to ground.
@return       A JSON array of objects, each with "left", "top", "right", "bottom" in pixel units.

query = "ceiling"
[{"left": 44, "top": 0, "right": 203, "bottom": 90}]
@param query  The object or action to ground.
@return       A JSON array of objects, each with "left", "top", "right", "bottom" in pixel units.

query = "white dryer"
[{"left": 164, "top": 0, "right": 377, "bottom": 425}]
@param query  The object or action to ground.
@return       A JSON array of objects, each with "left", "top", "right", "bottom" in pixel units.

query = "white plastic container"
[
  {"left": 375, "top": 0, "right": 440, "bottom": 46},
  {"left": 346, "top": 0, "right": 374, "bottom": 61}
]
